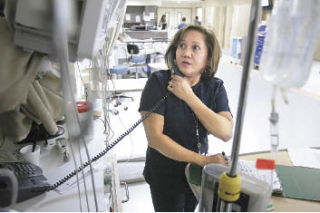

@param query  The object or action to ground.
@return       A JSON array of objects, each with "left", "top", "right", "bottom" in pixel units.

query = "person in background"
[
  {"left": 177, "top": 17, "right": 187, "bottom": 29},
  {"left": 194, "top": 16, "right": 201, "bottom": 25},
  {"left": 159, "top": 14, "right": 167, "bottom": 30},
  {"left": 139, "top": 24, "right": 233, "bottom": 211}
]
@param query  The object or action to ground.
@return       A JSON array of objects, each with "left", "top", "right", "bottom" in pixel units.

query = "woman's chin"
[
  {"left": 179, "top": 69, "right": 198, "bottom": 77},
  {"left": 177, "top": 67, "right": 191, "bottom": 75}
]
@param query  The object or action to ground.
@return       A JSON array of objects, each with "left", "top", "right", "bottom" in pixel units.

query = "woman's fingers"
[{"left": 205, "top": 154, "right": 229, "bottom": 166}]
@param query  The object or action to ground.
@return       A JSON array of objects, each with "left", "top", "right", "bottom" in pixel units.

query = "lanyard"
[{"left": 192, "top": 112, "right": 201, "bottom": 154}]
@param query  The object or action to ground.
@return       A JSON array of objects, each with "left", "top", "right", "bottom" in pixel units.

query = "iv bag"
[{"left": 259, "top": 0, "right": 320, "bottom": 88}]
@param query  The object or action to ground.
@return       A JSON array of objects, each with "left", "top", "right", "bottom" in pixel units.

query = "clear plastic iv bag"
[{"left": 259, "top": 0, "right": 320, "bottom": 88}]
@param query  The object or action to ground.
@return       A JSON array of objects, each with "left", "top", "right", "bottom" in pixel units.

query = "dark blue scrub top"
[{"left": 138, "top": 70, "right": 231, "bottom": 191}]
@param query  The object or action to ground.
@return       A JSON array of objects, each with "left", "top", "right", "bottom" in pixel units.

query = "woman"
[
  {"left": 139, "top": 25, "right": 233, "bottom": 212},
  {"left": 159, "top": 14, "right": 167, "bottom": 30}
]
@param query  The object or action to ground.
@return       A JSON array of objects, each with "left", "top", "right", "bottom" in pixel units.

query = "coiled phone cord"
[{"left": 48, "top": 91, "right": 171, "bottom": 191}]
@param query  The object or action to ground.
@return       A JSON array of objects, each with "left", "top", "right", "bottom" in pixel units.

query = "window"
[
  {"left": 177, "top": 12, "right": 182, "bottom": 24},
  {"left": 196, "top": 7, "right": 202, "bottom": 22}
]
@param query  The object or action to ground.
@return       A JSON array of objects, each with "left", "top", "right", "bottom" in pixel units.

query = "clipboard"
[{"left": 275, "top": 165, "right": 320, "bottom": 201}]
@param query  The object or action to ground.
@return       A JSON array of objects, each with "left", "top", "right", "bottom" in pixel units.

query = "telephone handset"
[
  {"left": 0, "top": 162, "right": 50, "bottom": 207},
  {"left": 167, "top": 49, "right": 184, "bottom": 77}
]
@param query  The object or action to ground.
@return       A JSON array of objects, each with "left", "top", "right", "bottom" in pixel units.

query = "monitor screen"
[{"left": 10, "top": 0, "right": 127, "bottom": 62}]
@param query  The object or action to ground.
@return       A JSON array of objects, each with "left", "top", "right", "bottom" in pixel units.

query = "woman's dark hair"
[
  {"left": 165, "top": 24, "right": 222, "bottom": 79},
  {"left": 160, "top": 14, "right": 166, "bottom": 22}
]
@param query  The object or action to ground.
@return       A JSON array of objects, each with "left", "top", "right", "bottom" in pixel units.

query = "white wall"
[
  {"left": 203, "top": 0, "right": 252, "bottom": 49},
  {"left": 127, "top": 0, "right": 162, "bottom": 6},
  {"left": 316, "top": 41, "right": 320, "bottom": 61}
]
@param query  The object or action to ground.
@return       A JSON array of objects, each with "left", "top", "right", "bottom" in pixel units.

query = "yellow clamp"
[{"left": 218, "top": 172, "right": 241, "bottom": 202}]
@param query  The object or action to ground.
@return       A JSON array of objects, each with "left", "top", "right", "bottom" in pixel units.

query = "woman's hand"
[
  {"left": 167, "top": 75, "right": 193, "bottom": 101},
  {"left": 200, "top": 153, "right": 229, "bottom": 167}
]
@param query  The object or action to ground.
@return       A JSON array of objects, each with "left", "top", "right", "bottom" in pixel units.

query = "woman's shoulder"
[
  {"left": 212, "top": 77, "right": 225, "bottom": 86},
  {"left": 209, "top": 76, "right": 222, "bottom": 81},
  {"left": 145, "top": 70, "right": 171, "bottom": 90},
  {"left": 150, "top": 70, "right": 171, "bottom": 82},
  {"left": 202, "top": 76, "right": 225, "bottom": 88}
]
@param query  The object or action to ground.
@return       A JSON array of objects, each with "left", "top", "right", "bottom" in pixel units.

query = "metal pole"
[
  {"left": 229, "top": 0, "right": 262, "bottom": 177},
  {"left": 220, "top": 0, "right": 262, "bottom": 211}
]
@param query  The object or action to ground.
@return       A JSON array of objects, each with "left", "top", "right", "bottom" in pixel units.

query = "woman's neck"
[{"left": 186, "top": 75, "right": 201, "bottom": 87}]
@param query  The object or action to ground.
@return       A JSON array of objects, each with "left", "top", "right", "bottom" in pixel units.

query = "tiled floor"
[{"left": 121, "top": 182, "right": 154, "bottom": 212}]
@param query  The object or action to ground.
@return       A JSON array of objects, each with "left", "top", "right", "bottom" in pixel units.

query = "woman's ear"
[
  {"left": 212, "top": 42, "right": 222, "bottom": 74},
  {"left": 207, "top": 60, "right": 212, "bottom": 70}
]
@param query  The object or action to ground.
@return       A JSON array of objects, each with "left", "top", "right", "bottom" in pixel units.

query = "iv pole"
[{"left": 218, "top": 0, "right": 262, "bottom": 211}]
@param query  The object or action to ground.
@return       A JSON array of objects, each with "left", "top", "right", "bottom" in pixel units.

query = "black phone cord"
[{"left": 48, "top": 91, "right": 171, "bottom": 191}]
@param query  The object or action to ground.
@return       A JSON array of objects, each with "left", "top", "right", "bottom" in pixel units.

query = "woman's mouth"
[{"left": 182, "top": 61, "right": 191, "bottom": 66}]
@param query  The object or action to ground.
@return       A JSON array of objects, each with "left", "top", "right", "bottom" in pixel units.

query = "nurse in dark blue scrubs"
[{"left": 139, "top": 24, "right": 233, "bottom": 212}]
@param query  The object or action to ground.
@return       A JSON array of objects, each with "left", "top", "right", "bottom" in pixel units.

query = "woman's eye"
[
  {"left": 179, "top": 43, "right": 186, "bottom": 49},
  {"left": 193, "top": 45, "right": 200, "bottom": 51}
]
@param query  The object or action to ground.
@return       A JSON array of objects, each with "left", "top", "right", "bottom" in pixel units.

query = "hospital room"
[{"left": 0, "top": 0, "right": 320, "bottom": 211}]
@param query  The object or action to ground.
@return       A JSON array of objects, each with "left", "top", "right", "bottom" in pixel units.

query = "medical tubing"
[
  {"left": 48, "top": 91, "right": 170, "bottom": 191},
  {"left": 52, "top": 1, "right": 98, "bottom": 209}
]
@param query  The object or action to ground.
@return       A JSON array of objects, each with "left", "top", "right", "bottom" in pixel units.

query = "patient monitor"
[{"left": 9, "top": 0, "right": 123, "bottom": 62}]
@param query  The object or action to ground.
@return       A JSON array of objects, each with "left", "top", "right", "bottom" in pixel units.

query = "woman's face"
[{"left": 175, "top": 30, "right": 208, "bottom": 78}]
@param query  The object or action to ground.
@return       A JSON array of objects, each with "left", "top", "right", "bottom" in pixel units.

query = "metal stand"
[{"left": 219, "top": 0, "right": 262, "bottom": 211}]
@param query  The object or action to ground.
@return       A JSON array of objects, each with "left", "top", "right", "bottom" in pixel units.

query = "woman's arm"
[
  {"left": 168, "top": 76, "right": 233, "bottom": 141},
  {"left": 186, "top": 95, "right": 233, "bottom": 142},
  {"left": 141, "top": 111, "right": 228, "bottom": 167}
]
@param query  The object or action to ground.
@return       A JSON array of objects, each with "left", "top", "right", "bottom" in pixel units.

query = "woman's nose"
[{"left": 182, "top": 47, "right": 192, "bottom": 57}]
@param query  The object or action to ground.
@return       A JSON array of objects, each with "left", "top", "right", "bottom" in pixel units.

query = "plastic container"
[
  {"left": 269, "top": 111, "right": 279, "bottom": 160},
  {"left": 259, "top": 0, "right": 320, "bottom": 88},
  {"left": 198, "top": 164, "right": 272, "bottom": 211},
  {"left": 20, "top": 145, "right": 41, "bottom": 166},
  {"left": 77, "top": 101, "right": 94, "bottom": 142}
]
